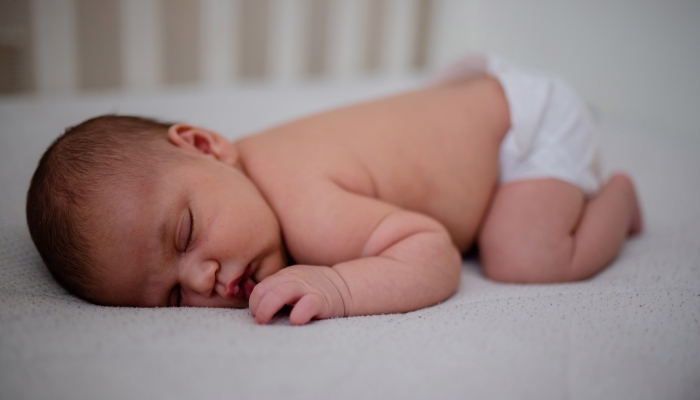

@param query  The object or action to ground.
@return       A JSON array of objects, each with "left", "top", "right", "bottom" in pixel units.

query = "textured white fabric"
[
  {"left": 434, "top": 54, "right": 602, "bottom": 195},
  {"left": 1, "top": 79, "right": 699, "bottom": 400}
]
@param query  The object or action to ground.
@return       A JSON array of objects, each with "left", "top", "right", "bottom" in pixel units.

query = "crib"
[
  {"left": 1, "top": 1, "right": 699, "bottom": 399},
  {"left": 1, "top": 0, "right": 479, "bottom": 94}
]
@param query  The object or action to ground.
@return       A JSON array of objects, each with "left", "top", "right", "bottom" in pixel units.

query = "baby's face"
[{"left": 91, "top": 140, "right": 286, "bottom": 308}]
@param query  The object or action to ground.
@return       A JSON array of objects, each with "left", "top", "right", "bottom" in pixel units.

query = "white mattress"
[{"left": 1, "top": 79, "right": 699, "bottom": 400}]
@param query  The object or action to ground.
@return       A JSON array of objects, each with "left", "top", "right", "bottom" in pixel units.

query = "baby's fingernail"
[{"left": 233, "top": 285, "right": 240, "bottom": 295}]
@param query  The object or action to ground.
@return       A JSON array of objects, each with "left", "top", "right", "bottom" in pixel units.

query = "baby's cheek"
[{"left": 254, "top": 249, "right": 287, "bottom": 283}]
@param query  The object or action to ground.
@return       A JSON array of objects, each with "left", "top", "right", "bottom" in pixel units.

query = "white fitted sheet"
[{"left": 1, "top": 79, "right": 699, "bottom": 400}]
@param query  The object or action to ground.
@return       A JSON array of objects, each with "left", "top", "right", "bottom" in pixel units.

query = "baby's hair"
[{"left": 26, "top": 115, "right": 179, "bottom": 302}]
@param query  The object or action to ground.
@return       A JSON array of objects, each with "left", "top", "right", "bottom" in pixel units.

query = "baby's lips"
[
  {"left": 225, "top": 277, "right": 242, "bottom": 299},
  {"left": 226, "top": 263, "right": 253, "bottom": 299}
]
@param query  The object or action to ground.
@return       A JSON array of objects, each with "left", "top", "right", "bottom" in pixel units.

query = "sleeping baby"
[{"left": 26, "top": 54, "right": 642, "bottom": 325}]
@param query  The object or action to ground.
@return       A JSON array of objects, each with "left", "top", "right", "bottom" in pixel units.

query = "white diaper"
[{"left": 433, "top": 53, "right": 603, "bottom": 196}]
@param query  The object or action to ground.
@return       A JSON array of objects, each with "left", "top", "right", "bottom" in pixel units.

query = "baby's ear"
[{"left": 167, "top": 124, "right": 239, "bottom": 167}]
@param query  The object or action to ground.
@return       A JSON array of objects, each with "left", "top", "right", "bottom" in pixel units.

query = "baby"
[{"left": 26, "top": 54, "right": 641, "bottom": 325}]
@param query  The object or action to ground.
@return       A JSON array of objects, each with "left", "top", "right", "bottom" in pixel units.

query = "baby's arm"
[{"left": 248, "top": 181, "right": 462, "bottom": 325}]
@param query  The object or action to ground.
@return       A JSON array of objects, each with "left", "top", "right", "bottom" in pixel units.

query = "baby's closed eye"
[{"left": 178, "top": 208, "right": 194, "bottom": 252}]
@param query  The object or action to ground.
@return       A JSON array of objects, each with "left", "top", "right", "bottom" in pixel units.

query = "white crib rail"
[
  {"left": 121, "top": 0, "right": 162, "bottom": 91},
  {"left": 11, "top": 0, "right": 700, "bottom": 137},
  {"left": 22, "top": 0, "right": 473, "bottom": 95},
  {"left": 31, "top": 0, "right": 77, "bottom": 94}
]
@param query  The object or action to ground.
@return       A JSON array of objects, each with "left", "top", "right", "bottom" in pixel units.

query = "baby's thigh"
[{"left": 477, "top": 178, "right": 585, "bottom": 283}]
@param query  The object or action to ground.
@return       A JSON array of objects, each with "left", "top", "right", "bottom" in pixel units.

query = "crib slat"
[
  {"left": 236, "top": 0, "right": 269, "bottom": 80},
  {"left": 162, "top": 0, "right": 201, "bottom": 85},
  {"left": 121, "top": 0, "right": 161, "bottom": 90},
  {"left": 0, "top": 0, "right": 33, "bottom": 94},
  {"left": 363, "top": 0, "right": 386, "bottom": 73},
  {"left": 75, "top": 0, "right": 122, "bottom": 91},
  {"left": 385, "top": 0, "right": 417, "bottom": 76},
  {"left": 269, "top": 0, "right": 304, "bottom": 82},
  {"left": 304, "top": 0, "right": 332, "bottom": 78},
  {"left": 30, "top": 0, "right": 77, "bottom": 94},
  {"left": 329, "top": 0, "right": 364, "bottom": 79},
  {"left": 200, "top": 0, "right": 235, "bottom": 86},
  {"left": 427, "top": 0, "right": 472, "bottom": 70}
]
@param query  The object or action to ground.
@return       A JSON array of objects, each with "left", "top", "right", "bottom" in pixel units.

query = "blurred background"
[{"left": 1, "top": 0, "right": 699, "bottom": 138}]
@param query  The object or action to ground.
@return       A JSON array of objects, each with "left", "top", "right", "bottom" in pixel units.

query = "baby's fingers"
[
  {"left": 252, "top": 281, "right": 307, "bottom": 324},
  {"left": 289, "top": 294, "right": 326, "bottom": 326}
]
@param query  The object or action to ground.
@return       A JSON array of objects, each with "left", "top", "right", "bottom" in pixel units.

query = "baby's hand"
[{"left": 248, "top": 265, "right": 348, "bottom": 325}]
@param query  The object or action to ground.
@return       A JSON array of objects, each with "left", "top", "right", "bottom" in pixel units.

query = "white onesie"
[{"left": 433, "top": 53, "right": 603, "bottom": 196}]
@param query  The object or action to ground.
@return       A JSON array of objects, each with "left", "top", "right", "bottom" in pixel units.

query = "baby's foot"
[{"left": 610, "top": 172, "right": 643, "bottom": 236}]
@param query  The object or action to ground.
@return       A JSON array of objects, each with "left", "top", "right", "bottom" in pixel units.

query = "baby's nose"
[{"left": 181, "top": 259, "right": 219, "bottom": 297}]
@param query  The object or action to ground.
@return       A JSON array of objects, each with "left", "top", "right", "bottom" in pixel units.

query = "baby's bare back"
[
  {"left": 237, "top": 76, "right": 510, "bottom": 253},
  {"left": 230, "top": 75, "right": 639, "bottom": 324}
]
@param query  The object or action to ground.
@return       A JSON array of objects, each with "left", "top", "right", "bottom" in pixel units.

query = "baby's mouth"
[{"left": 228, "top": 264, "right": 256, "bottom": 300}]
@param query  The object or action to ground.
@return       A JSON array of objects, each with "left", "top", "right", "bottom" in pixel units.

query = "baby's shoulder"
[
  {"left": 238, "top": 131, "right": 375, "bottom": 201},
  {"left": 241, "top": 144, "right": 384, "bottom": 263}
]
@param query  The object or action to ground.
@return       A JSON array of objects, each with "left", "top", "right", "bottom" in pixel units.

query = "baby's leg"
[{"left": 478, "top": 174, "right": 642, "bottom": 283}]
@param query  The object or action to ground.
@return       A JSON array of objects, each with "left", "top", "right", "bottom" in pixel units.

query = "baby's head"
[{"left": 27, "top": 115, "right": 286, "bottom": 308}]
